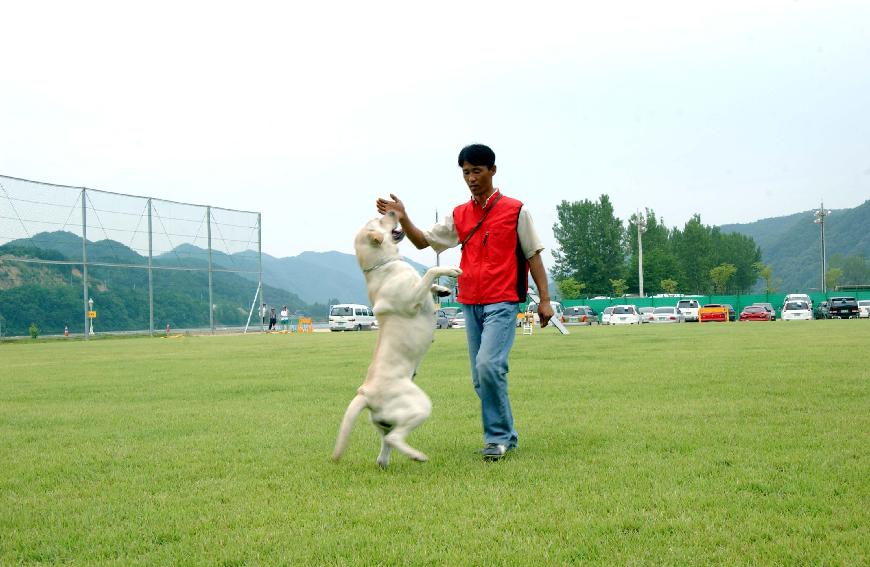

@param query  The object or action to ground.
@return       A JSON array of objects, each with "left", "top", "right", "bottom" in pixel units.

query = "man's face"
[{"left": 461, "top": 161, "right": 496, "bottom": 202}]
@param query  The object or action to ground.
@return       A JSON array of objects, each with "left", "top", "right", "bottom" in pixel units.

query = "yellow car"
[{"left": 699, "top": 304, "right": 728, "bottom": 323}]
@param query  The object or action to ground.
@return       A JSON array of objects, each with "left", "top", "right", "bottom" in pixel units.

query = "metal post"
[
  {"left": 814, "top": 202, "right": 831, "bottom": 294},
  {"left": 207, "top": 206, "right": 214, "bottom": 334},
  {"left": 257, "top": 212, "right": 263, "bottom": 331},
  {"left": 147, "top": 198, "right": 154, "bottom": 336},
  {"left": 637, "top": 211, "right": 647, "bottom": 298},
  {"left": 82, "top": 188, "right": 89, "bottom": 341}
]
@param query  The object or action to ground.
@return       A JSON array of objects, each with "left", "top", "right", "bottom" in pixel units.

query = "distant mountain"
[
  {"left": 0, "top": 234, "right": 310, "bottom": 336},
  {"left": 721, "top": 200, "right": 870, "bottom": 292},
  {"left": 158, "top": 245, "right": 429, "bottom": 305},
  {"left": 3, "top": 231, "right": 430, "bottom": 309}
]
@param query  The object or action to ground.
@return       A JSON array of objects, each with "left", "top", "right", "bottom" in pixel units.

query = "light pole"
[
  {"left": 88, "top": 297, "right": 94, "bottom": 336},
  {"left": 813, "top": 202, "right": 831, "bottom": 294},
  {"left": 637, "top": 211, "right": 647, "bottom": 297}
]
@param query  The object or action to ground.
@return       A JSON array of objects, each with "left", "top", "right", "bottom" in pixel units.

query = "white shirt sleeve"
[
  {"left": 424, "top": 214, "right": 460, "bottom": 254},
  {"left": 424, "top": 205, "right": 545, "bottom": 258},
  {"left": 518, "top": 207, "right": 545, "bottom": 259}
]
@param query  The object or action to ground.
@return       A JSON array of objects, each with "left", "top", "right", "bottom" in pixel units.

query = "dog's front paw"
[
  {"left": 445, "top": 267, "right": 461, "bottom": 278},
  {"left": 432, "top": 284, "right": 451, "bottom": 297}
]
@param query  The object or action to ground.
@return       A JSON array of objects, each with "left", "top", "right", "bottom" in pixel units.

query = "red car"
[{"left": 739, "top": 305, "right": 772, "bottom": 321}]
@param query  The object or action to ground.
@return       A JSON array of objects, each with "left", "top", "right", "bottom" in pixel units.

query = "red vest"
[{"left": 453, "top": 192, "right": 528, "bottom": 304}]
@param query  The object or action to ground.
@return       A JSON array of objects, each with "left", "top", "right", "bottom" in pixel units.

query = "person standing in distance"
[{"left": 376, "top": 143, "right": 554, "bottom": 461}]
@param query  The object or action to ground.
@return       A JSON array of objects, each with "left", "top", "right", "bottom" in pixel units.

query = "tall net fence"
[{"left": 0, "top": 174, "right": 261, "bottom": 337}]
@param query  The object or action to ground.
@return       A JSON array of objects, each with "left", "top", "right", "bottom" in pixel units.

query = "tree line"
[{"left": 551, "top": 195, "right": 763, "bottom": 298}]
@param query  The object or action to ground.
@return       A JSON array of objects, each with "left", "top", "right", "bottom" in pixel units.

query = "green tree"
[
  {"left": 552, "top": 195, "right": 625, "bottom": 295},
  {"left": 556, "top": 277, "right": 585, "bottom": 300},
  {"left": 626, "top": 209, "right": 682, "bottom": 295},
  {"left": 660, "top": 278, "right": 678, "bottom": 294},
  {"left": 711, "top": 229, "right": 762, "bottom": 292},
  {"left": 825, "top": 267, "right": 844, "bottom": 290},
  {"left": 610, "top": 278, "right": 628, "bottom": 297},
  {"left": 829, "top": 253, "right": 870, "bottom": 285},
  {"left": 709, "top": 263, "right": 737, "bottom": 294},
  {"left": 672, "top": 215, "right": 714, "bottom": 294},
  {"left": 753, "top": 262, "right": 775, "bottom": 293}
]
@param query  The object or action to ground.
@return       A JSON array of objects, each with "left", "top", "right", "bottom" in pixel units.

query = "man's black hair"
[{"left": 457, "top": 144, "right": 496, "bottom": 168}]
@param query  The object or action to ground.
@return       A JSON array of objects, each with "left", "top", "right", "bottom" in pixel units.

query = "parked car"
[
  {"left": 739, "top": 305, "right": 772, "bottom": 321},
  {"left": 638, "top": 307, "right": 656, "bottom": 324},
  {"left": 699, "top": 304, "right": 728, "bottom": 323},
  {"left": 329, "top": 304, "right": 376, "bottom": 331},
  {"left": 524, "top": 301, "right": 565, "bottom": 327},
  {"left": 651, "top": 306, "right": 684, "bottom": 323},
  {"left": 440, "top": 306, "right": 462, "bottom": 326},
  {"left": 451, "top": 311, "right": 466, "bottom": 329},
  {"left": 563, "top": 305, "right": 598, "bottom": 325},
  {"left": 752, "top": 303, "right": 778, "bottom": 321},
  {"left": 815, "top": 301, "right": 830, "bottom": 319},
  {"left": 676, "top": 299, "right": 701, "bottom": 322},
  {"left": 610, "top": 305, "right": 640, "bottom": 325},
  {"left": 826, "top": 296, "right": 860, "bottom": 319},
  {"left": 435, "top": 309, "right": 451, "bottom": 329},
  {"left": 858, "top": 300, "right": 870, "bottom": 319},
  {"left": 723, "top": 304, "right": 736, "bottom": 321},
  {"left": 600, "top": 306, "right": 615, "bottom": 325},
  {"left": 781, "top": 301, "right": 813, "bottom": 321},
  {"left": 783, "top": 293, "right": 813, "bottom": 310}
]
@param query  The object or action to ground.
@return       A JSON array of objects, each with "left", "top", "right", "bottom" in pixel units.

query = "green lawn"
[{"left": 1, "top": 322, "right": 868, "bottom": 565}]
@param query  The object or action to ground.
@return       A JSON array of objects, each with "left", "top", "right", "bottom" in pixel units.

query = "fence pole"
[
  {"left": 81, "top": 188, "right": 89, "bottom": 341},
  {"left": 147, "top": 198, "right": 154, "bottom": 336},
  {"left": 207, "top": 206, "right": 214, "bottom": 335},
  {"left": 258, "top": 212, "right": 263, "bottom": 331}
]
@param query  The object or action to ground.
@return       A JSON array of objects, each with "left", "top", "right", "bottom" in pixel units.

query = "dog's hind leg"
[
  {"left": 383, "top": 412, "right": 430, "bottom": 462},
  {"left": 373, "top": 420, "right": 393, "bottom": 469},
  {"left": 376, "top": 436, "right": 392, "bottom": 469}
]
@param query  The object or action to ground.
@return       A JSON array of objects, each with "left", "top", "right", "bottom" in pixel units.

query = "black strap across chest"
[{"left": 460, "top": 193, "right": 503, "bottom": 250}]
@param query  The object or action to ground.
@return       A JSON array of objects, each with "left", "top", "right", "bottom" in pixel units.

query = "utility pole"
[
  {"left": 637, "top": 210, "right": 647, "bottom": 297},
  {"left": 813, "top": 201, "right": 831, "bottom": 293}
]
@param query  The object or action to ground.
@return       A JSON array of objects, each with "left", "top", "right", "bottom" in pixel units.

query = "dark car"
[
  {"left": 564, "top": 305, "right": 598, "bottom": 325},
  {"left": 723, "top": 304, "right": 736, "bottom": 322},
  {"left": 435, "top": 309, "right": 450, "bottom": 329},
  {"left": 827, "top": 296, "right": 860, "bottom": 319},
  {"left": 815, "top": 301, "right": 830, "bottom": 319},
  {"left": 739, "top": 305, "right": 772, "bottom": 321}
]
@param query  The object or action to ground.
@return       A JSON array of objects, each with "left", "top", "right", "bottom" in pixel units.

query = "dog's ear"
[{"left": 367, "top": 230, "right": 384, "bottom": 246}]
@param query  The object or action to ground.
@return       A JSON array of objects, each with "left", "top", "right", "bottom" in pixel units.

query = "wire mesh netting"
[{"left": 0, "top": 174, "right": 261, "bottom": 337}]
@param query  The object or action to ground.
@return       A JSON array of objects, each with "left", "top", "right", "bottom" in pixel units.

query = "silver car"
[
  {"left": 651, "top": 306, "right": 684, "bottom": 323},
  {"left": 638, "top": 307, "right": 656, "bottom": 324}
]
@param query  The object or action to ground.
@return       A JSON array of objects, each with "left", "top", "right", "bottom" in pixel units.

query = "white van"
[
  {"left": 329, "top": 304, "right": 376, "bottom": 331},
  {"left": 783, "top": 293, "right": 812, "bottom": 310}
]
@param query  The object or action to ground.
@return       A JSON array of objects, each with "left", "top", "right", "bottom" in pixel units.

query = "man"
[{"left": 376, "top": 143, "right": 554, "bottom": 460}]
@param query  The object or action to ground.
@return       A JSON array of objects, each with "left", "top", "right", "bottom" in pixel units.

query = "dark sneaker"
[{"left": 482, "top": 443, "right": 508, "bottom": 461}]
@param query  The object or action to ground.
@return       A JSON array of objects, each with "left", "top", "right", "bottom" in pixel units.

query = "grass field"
[{"left": 1, "top": 321, "right": 868, "bottom": 565}]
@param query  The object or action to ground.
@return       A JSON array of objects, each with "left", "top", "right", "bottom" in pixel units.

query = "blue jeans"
[{"left": 463, "top": 302, "right": 518, "bottom": 448}]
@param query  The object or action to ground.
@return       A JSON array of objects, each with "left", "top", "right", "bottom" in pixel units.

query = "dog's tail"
[{"left": 332, "top": 393, "right": 368, "bottom": 461}]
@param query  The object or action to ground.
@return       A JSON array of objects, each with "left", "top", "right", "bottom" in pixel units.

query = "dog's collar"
[{"left": 363, "top": 256, "right": 401, "bottom": 273}]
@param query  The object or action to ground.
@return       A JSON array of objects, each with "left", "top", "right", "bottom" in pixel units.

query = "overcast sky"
[{"left": 2, "top": 1, "right": 868, "bottom": 268}]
